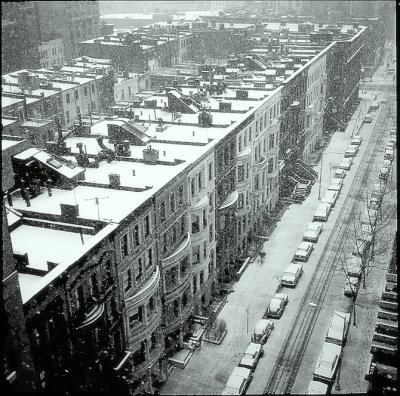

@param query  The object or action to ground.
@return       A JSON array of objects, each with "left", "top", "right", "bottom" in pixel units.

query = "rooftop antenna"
[{"left": 84, "top": 196, "right": 109, "bottom": 221}]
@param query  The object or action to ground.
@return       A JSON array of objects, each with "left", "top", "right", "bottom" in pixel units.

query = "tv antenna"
[{"left": 84, "top": 196, "right": 109, "bottom": 221}]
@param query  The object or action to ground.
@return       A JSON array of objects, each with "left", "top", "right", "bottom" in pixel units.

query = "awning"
[{"left": 219, "top": 190, "right": 238, "bottom": 210}]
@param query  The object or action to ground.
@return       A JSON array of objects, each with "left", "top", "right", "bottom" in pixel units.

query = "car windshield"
[{"left": 270, "top": 299, "right": 281, "bottom": 311}]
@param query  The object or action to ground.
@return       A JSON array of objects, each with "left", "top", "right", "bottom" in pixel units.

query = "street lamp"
[{"left": 318, "top": 151, "right": 344, "bottom": 200}]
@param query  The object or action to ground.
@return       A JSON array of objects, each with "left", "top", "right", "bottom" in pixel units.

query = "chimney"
[
  {"left": 109, "top": 174, "right": 121, "bottom": 188},
  {"left": 143, "top": 145, "right": 159, "bottom": 164},
  {"left": 60, "top": 203, "right": 79, "bottom": 223},
  {"left": 132, "top": 169, "right": 136, "bottom": 176}
]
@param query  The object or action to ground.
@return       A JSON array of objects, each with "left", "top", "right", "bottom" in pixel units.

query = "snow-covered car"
[
  {"left": 361, "top": 208, "right": 377, "bottom": 226},
  {"left": 251, "top": 319, "right": 274, "bottom": 345},
  {"left": 303, "top": 222, "right": 323, "bottom": 243},
  {"left": 346, "top": 256, "right": 362, "bottom": 278},
  {"left": 339, "top": 157, "right": 353, "bottom": 170},
  {"left": 351, "top": 135, "right": 362, "bottom": 146},
  {"left": 385, "top": 143, "right": 395, "bottom": 151},
  {"left": 363, "top": 114, "right": 373, "bottom": 123},
  {"left": 222, "top": 367, "right": 252, "bottom": 395},
  {"left": 313, "top": 342, "right": 342, "bottom": 384},
  {"left": 352, "top": 237, "right": 371, "bottom": 257},
  {"left": 344, "top": 145, "right": 358, "bottom": 158},
  {"left": 389, "top": 136, "right": 396, "bottom": 146},
  {"left": 379, "top": 166, "right": 390, "bottom": 180},
  {"left": 334, "top": 168, "right": 346, "bottom": 179},
  {"left": 305, "top": 380, "right": 328, "bottom": 395},
  {"left": 384, "top": 148, "right": 394, "bottom": 161},
  {"left": 371, "top": 183, "right": 386, "bottom": 203},
  {"left": 344, "top": 276, "right": 360, "bottom": 297},
  {"left": 322, "top": 190, "right": 339, "bottom": 207},
  {"left": 313, "top": 202, "right": 332, "bottom": 222},
  {"left": 265, "top": 293, "right": 288, "bottom": 319},
  {"left": 239, "top": 342, "right": 263, "bottom": 371},
  {"left": 294, "top": 241, "right": 314, "bottom": 262},
  {"left": 281, "top": 263, "right": 303, "bottom": 287},
  {"left": 328, "top": 178, "right": 343, "bottom": 193},
  {"left": 383, "top": 159, "right": 392, "bottom": 169},
  {"left": 325, "top": 310, "right": 351, "bottom": 346}
]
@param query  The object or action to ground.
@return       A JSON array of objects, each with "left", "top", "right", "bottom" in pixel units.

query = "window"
[
  {"left": 191, "top": 215, "right": 200, "bottom": 234},
  {"left": 160, "top": 201, "right": 166, "bottom": 222},
  {"left": 268, "top": 158, "right": 274, "bottom": 173},
  {"left": 209, "top": 250, "right": 214, "bottom": 273},
  {"left": 121, "top": 89, "right": 124, "bottom": 100},
  {"left": 200, "top": 271, "right": 204, "bottom": 285},
  {"left": 163, "top": 233, "right": 167, "bottom": 253},
  {"left": 238, "top": 135, "right": 242, "bottom": 153},
  {"left": 125, "top": 269, "right": 132, "bottom": 291},
  {"left": 128, "top": 86, "right": 132, "bottom": 97},
  {"left": 91, "top": 84, "right": 95, "bottom": 93},
  {"left": 244, "top": 131, "right": 248, "bottom": 146},
  {"left": 91, "top": 273, "right": 99, "bottom": 297},
  {"left": 171, "top": 225, "right": 177, "bottom": 244},
  {"left": 147, "top": 248, "right": 152, "bottom": 267},
  {"left": 198, "top": 171, "right": 203, "bottom": 190},
  {"left": 133, "top": 225, "right": 140, "bottom": 247},
  {"left": 75, "top": 286, "right": 85, "bottom": 310},
  {"left": 237, "top": 165, "right": 244, "bottom": 182},
  {"left": 173, "top": 300, "right": 179, "bottom": 317},
  {"left": 192, "top": 245, "right": 200, "bottom": 264},
  {"left": 255, "top": 174, "right": 260, "bottom": 190},
  {"left": 135, "top": 258, "right": 143, "bottom": 282},
  {"left": 66, "top": 93, "right": 70, "bottom": 104},
  {"left": 209, "top": 191, "right": 214, "bottom": 211},
  {"left": 203, "top": 241, "right": 207, "bottom": 259},
  {"left": 255, "top": 120, "right": 259, "bottom": 134},
  {"left": 180, "top": 216, "right": 185, "bottom": 235},
  {"left": 191, "top": 178, "right": 195, "bottom": 196},
  {"left": 208, "top": 162, "right": 213, "bottom": 181},
  {"left": 238, "top": 193, "right": 244, "bottom": 210},
  {"left": 129, "top": 307, "right": 143, "bottom": 328},
  {"left": 269, "top": 134, "right": 275, "bottom": 149},
  {"left": 121, "top": 232, "right": 130, "bottom": 256},
  {"left": 74, "top": 90, "right": 79, "bottom": 100},
  {"left": 249, "top": 127, "right": 252, "bottom": 141},
  {"left": 144, "top": 215, "right": 150, "bottom": 237},
  {"left": 178, "top": 185, "right": 184, "bottom": 205},
  {"left": 170, "top": 194, "right": 175, "bottom": 213},
  {"left": 193, "top": 275, "right": 197, "bottom": 294},
  {"left": 202, "top": 208, "right": 207, "bottom": 228},
  {"left": 84, "top": 86, "right": 88, "bottom": 96}
]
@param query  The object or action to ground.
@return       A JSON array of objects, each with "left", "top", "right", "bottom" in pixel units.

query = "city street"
[{"left": 160, "top": 59, "right": 395, "bottom": 394}]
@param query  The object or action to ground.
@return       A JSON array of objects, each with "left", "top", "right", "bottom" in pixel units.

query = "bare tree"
[{"left": 337, "top": 178, "right": 396, "bottom": 326}]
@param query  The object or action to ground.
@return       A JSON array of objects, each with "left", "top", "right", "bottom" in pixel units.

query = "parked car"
[
  {"left": 325, "top": 311, "right": 351, "bottom": 346},
  {"left": 239, "top": 343, "right": 263, "bottom": 371},
  {"left": 351, "top": 135, "right": 362, "bottom": 146},
  {"left": 389, "top": 135, "right": 396, "bottom": 146},
  {"left": 369, "top": 101, "right": 379, "bottom": 111},
  {"left": 328, "top": 178, "right": 343, "bottom": 193},
  {"left": 368, "top": 196, "right": 380, "bottom": 211},
  {"left": 294, "top": 241, "right": 314, "bottom": 262},
  {"left": 384, "top": 148, "right": 394, "bottom": 161},
  {"left": 344, "top": 145, "right": 358, "bottom": 158},
  {"left": 352, "top": 237, "right": 371, "bottom": 257},
  {"left": 385, "top": 143, "right": 395, "bottom": 151},
  {"left": 371, "top": 183, "right": 386, "bottom": 203},
  {"left": 265, "top": 293, "right": 288, "bottom": 319},
  {"left": 344, "top": 276, "right": 360, "bottom": 297},
  {"left": 390, "top": 128, "right": 396, "bottom": 136},
  {"left": 379, "top": 166, "right": 390, "bottom": 180},
  {"left": 363, "top": 114, "right": 373, "bottom": 123},
  {"left": 383, "top": 159, "right": 392, "bottom": 169},
  {"left": 361, "top": 208, "right": 377, "bottom": 226},
  {"left": 305, "top": 380, "right": 328, "bottom": 395},
  {"left": 251, "top": 319, "right": 274, "bottom": 345},
  {"left": 313, "top": 202, "right": 332, "bottom": 222},
  {"left": 322, "top": 190, "right": 339, "bottom": 207},
  {"left": 339, "top": 157, "right": 353, "bottom": 170},
  {"left": 346, "top": 256, "right": 362, "bottom": 278},
  {"left": 334, "top": 168, "right": 346, "bottom": 179},
  {"left": 313, "top": 342, "right": 342, "bottom": 384},
  {"left": 281, "top": 263, "right": 303, "bottom": 287},
  {"left": 303, "top": 222, "right": 323, "bottom": 243},
  {"left": 222, "top": 367, "right": 252, "bottom": 395}
]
